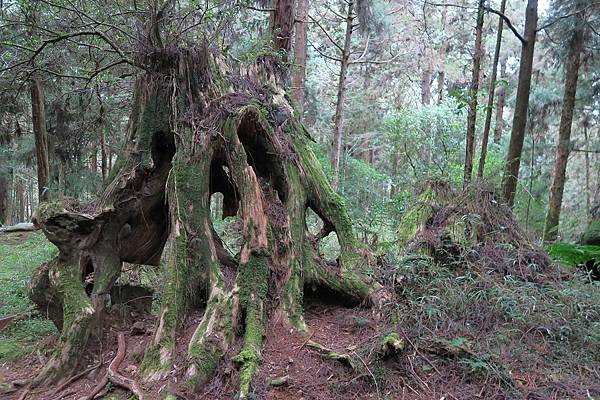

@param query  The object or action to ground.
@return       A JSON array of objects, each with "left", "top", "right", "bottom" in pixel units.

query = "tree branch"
[{"left": 483, "top": 6, "right": 525, "bottom": 44}]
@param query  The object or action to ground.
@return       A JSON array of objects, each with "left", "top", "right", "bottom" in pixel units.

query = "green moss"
[
  {"left": 238, "top": 252, "right": 269, "bottom": 308},
  {"left": 397, "top": 187, "right": 435, "bottom": 252},
  {"left": 35, "top": 201, "right": 67, "bottom": 224},
  {"left": 380, "top": 333, "right": 405, "bottom": 356}
]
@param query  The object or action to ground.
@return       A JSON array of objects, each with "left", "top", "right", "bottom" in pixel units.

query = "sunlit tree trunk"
[
  {"left": 502, "top": 0, "right": 538, "bottom": 207},
  {"left": 543, "top": 16, "right": 584, "bottom": 242}
]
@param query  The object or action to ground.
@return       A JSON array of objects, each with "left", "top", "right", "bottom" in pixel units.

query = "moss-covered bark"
[{"left": 28, "top": 48, "right": 384, "bottom": 396}]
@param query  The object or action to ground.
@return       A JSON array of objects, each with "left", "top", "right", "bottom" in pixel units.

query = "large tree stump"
[{"left": 28, "top": 47, "right": 386, "bottom": 396}]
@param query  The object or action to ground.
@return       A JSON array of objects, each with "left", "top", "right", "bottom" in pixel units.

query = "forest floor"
[{"left": 1, "top": 231, "right": 599, "bottom": 400}]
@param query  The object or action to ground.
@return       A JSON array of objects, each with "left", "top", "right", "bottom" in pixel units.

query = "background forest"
[{"left": 1, "top": 0, "right": 598, "bottom": 247}]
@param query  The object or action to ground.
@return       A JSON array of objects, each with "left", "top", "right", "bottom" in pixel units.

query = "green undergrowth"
[
  {"left": 393, "top": 255, "right": 600, "bottom": 398},
  {"left": 0, "top": 232, "right": 58, "bottom": 361},
  {"left": 547, "top": 242, "right": 600, "bottom": 268}
]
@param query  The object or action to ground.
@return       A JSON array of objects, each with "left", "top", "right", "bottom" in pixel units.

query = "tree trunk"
[
  {"left": 421, "top": 59, "right": 432, "bottom": 106},
  {"left": 292, "top": 0, "right": 309, "bottom": 111},
  {"left": 493, "top": 55, "right": 507, "bottom": 144},
  {"left": 502, "top": 0, "right": 538, "bottom": 207},
  {"left": 463, "top": 0, "right": 485, "bottom": 184},
  {"left": 28, "top": 47, "right": 385, "bottom": 397},
  {"left": 477, "top": 0, "right": 506, "bottom": 178},
  {"left": 16, "top": 178, "right": 25, "bottom": 223},
  {"left": 543, "top": 17, "right": 584, "bottom": 242},
  {"left": 584, "top": 121, "right": 591, "bottom": 224},
  {"left": 331, "top": 0, "right": 354, "bottom": 190},
  {"left": 271, "top": 0, "right": 296, "bottom": 63},
  {"left": 437, "top": 8, "right": 448, "bottom": 104},
  {"left": 31, "top": 75, "right": 50, "bottom": 203},
  {"left": 0, "top": 171, "right": 11, "bottom": 225}
]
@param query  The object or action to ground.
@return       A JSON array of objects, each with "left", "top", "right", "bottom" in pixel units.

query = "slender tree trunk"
[
  {"left": 16, "top": 179, "right": 25, "bottom": 223},
  {"left": 0, "top": 171, "right": 11, "bottom": 225},
  {"left": 331, "top": 0, "right": 354, "bottom": 189},
  {"left": 543, "top": 18, "right": 584, "bottom": 242},
  {"left": 421, "top": 59, "right": 432, "bottom": 106},
  {"left": 584, "top": 122, "right": 590, "bottom": 224},
  {"left": 90, "top": 153, "right": 97, "bottom": 175},
  {"left": 437, "top": 8, "right": 448, "bottom": 104},
  {"left": 292, "top": 0, "right": 308, "bottom": 111},
  {"left": 57, "top": 161, "right": 65, "bottom": 200},
  {"left": 502, "top": 0, "right": 538, "bottom": 207},
  {"left": 477, "top": 0, "right": 506, "bottom": 178},
  {"left": 463, "top": 0, "right": 485, "bottom": 184},
  {"left": 494, "top": 55, "right": 507, "bottom": 144},
  {"left": 31, "top": 75, "right": 50, "bottom": 202}
]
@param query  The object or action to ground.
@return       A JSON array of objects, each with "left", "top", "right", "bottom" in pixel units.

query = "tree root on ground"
[{"left": 85, "top": 332, "right": 145, "bottom": 400}]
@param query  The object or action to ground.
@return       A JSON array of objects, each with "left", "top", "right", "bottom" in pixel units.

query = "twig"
[
  {"left": 51, "top": 360, "right": 104, "bottom": 397},
  {"left": 352, "top": 350, "right": 381, "bottom": 400},
  {"left": 401, "top": 333, "right": 441, "bottom": 375},
  {"left": 295, "top": 331, "right": 315, "bottom": 355}
]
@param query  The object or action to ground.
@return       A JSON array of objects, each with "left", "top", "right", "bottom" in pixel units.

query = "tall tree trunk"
[
  {"left": 421, "top": 58, "right": 432, "bottom": 106},
  {"left": 584, "top": 121, "right": 590, "bottom": 224},
  {"left": 31, "top": 75, "right": 50, "bottom": 203},
  {"left": 0, "top": 171, "right": 11, "bottom": 225},
  {"left": 331, "top": 0, "right": 354, "bottom": 189},
  {"left": 501, "top": 0, "right": 538, "bottom": 207},
  {"left": 493, "top": 55, "right": 507, "bottom": 144},
  {"left": 463, "top": 0, "right": 485, "bottom": 184},
  {"left": 271, "top": 0, "right": 296, "bottom": 63},
  {"left": 477, "top": 0, "right": 506, "bottom": 178},
  {"left": 292, "top": 0, "right": 308, "bottom": 111},
  {"left": 543, "top": 18, "right": 584, "bottom": 242},
  {"left": 90, "top": 153, "right": 97, "bottom": 175},
  {"left": 16, "top": 178, "right": 25, "bottom": 223},
  {"left": 437, "top": 8, "right": 448, "bottom": 104}
]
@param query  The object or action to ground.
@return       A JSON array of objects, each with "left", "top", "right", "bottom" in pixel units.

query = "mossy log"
[{"left": 28, "top": 47, "right": 385, "bottom": 397}]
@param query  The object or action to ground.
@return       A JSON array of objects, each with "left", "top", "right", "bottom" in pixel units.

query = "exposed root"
[{"left": 85, "top": 332, "right": 145, "bottom": 400}]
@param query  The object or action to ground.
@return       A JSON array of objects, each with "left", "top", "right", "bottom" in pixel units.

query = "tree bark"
[
  {"left": 292, "top": 0, "right": 309, "bottom": 111},
  {"left": 421, "top": 58, "right": 432, "bottom": 106},
  {"left": 16, "top": 178, "right": 25, "bottom": 223},
  {"left": 543, "top": 15, "right": 584, "bottom": 242},
  {"left": 331, "top": 0, "right": 354, "bottom": 190},
  {"left": 501, "top": 0, "right": 538, "bottom": 207},
  {"left": 463, "top": 0, "right": 485, "bottom": 184},
  {"left": 0, "top": 171, "right": 11, "bottom": 225},
  {"left": 271, "top": 0, "right": 296, "bottom": 63},
  {"left": 477, "top": 0, "right": 506, "bottom": 178},
  {"left": 437, "top": 8, "right": 448, "bottom": 104},
  {"left": 493, "top": 55, "right": 507, "bottom": 144},
  {"left": 31, "top": 75, "right": 50, "bottom": 203}
]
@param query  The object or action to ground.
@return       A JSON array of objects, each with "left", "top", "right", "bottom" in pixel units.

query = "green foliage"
[
  {"left": 547, "top": 243, "right": 600, "bottom": 267},
  {"left": 0, "top": 232, "right": 58, "bottom": 361}
]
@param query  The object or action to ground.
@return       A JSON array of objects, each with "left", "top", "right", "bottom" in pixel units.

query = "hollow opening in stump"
[
  {"left": 303, "top": 282, "right": 362, "bottom": 308},
  {"left": 237, "top": 112, "right": 288, "bottom": 203}
]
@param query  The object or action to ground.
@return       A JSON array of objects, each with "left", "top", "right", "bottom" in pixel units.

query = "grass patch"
[{"left": 0, "top": 231, "right": 58, "bottom": 361}]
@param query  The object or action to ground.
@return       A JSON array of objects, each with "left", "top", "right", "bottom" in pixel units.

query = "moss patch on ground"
[{"left": 0, "top": 232, "right": 58, "bottom": 361}]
